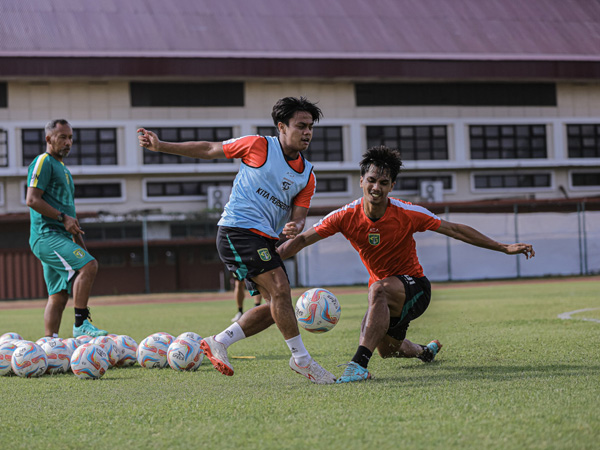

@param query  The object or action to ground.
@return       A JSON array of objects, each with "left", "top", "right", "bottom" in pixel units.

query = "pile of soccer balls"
[
  {"left": 0, "top": 331, "right": 205, "bottom": 380},
  {"left": 0, "top": 287, "right": 341, "bottom": 380}
]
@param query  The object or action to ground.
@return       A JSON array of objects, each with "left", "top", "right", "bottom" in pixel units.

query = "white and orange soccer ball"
[
  {"left": 91, "top": 336, "right": 118, "bottom": 367},
  {"left": 167, "top": 337, "right": 203, "bottom": 371},
  {"left": 11, "top": 342, "right": 48, "bottom": 378},
  {"left": 137, "top": 334, "right": 169, "bottom": 368},
  {"left": 70, "top": 343, "right": 109, "bottom": 379},
  {"left": 0, "top": 341, "right": 19, "bottom": 376},
  {"left": 113, "top": 335, "right": 138, "bottom": 367},
  {"left": 41, "top": 338, "right": 72, "bottom": 374},
  {"left": 295, "top": 288, "right": 341, "bottom": 333}
]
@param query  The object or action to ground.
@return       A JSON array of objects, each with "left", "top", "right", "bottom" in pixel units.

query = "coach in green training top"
[{"left": 26, "top": 119, "right": 108, "bottom": 339}]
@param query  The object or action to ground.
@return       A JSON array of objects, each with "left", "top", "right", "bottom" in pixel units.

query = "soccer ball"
[
  {"left": 35, "top": 336, "right": 53, "bottom": 346},
  {"left": 91, "top": 337, "right": 118, "bottom": 367},
  {"left": 75, "top": 335, "right": 93, "bottom": 344},
  {"left": 11, "top": 342, "right": 48, "bottom": 378},
  {"left": 176, "top": 332, "right": 203, "bottom": 344},
  {"left": 71, "top": 343, "right": 109, "bottom": 379},
  {"left": 0, "top": 332, "right": 23, "bottom": 343},
  {"left": 62, "top": 338, "right": 80, "bottom": 355},
  {"left": 151, "top": 332, "right": 174, "bottom": 345},
  {"left": 0, "top": 341, "right": 19, "bottom": 376},
  {"left": 113, "top": 335, "right": 138, "bottom": 367},
  {"left": 137, "top": 335, "right": 170, "bottom": 368},
  {"left": 167, "top": 338, "right": 203, "bottom": 371},
  {"left": 295, "top": 288, "right": 341, "bottom": 333},
  {"left": 41, "top": 339, "right": 72, "bottom": 374}
]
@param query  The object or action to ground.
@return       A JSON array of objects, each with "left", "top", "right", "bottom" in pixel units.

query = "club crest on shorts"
[
  {"left": 73, "top": 249, "right": 85, "bottom": 258},
  {"left": 368, "top": 233, "right": 380, "bottom": 246},
  {"left": 257, "top": 248, "right": 272, "bottom": 261}
]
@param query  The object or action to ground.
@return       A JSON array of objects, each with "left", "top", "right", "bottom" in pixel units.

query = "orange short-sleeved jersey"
[
  {"left": 223, "top": 135, "right": 316, "bottom": 208},
  {"left": 314, "top": 197, "right": 441, "bottom": 284}
]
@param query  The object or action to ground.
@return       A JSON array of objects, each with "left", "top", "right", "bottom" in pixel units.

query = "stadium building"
[{"left": 0, "top": 0, "right": 599, "bottom": 298}]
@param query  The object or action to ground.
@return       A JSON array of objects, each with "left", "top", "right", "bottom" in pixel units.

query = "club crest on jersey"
[
  {"left": 73, "top": 249, "right": 85, "bottom": 259},
  {"left": 368, "top": 233, "right": 380, "bottom": 246},
  {"left": 257, "top": 248, "right": 272, "bottom": 261},
  {"left": 281, "top": 177, "right": 293, "bottom": 191}
]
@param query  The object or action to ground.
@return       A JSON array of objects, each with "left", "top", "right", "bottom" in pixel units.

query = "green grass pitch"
[{"left": 1, "top": 278, "right": 599, "bottom": 449}]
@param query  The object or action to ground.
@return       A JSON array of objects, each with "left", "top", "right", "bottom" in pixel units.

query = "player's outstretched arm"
[
  {"left": 137, "top": 128, "right": 226, "bottom": 160},
  {"left": 278, "top": 228, "right": 324, "bottom": 260},
  {"left": 435, "top": 219, "right": 535, "bottom": 259}
]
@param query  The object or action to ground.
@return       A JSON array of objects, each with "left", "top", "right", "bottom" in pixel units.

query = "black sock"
[
  {"left": 351, "top": 345, "right": 372, "bottom": 369},
  {"left": 74, "top": 308, "right": 88, "bottom": 327},
  {"left": 254, "top": 302, "right": 261, "bottom": 307},
  {"left": 238, "top": 307, "right": 243, "bottom": 314}
]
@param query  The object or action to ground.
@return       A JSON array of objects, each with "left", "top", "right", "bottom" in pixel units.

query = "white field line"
[{"left": 558, "top": 308, "right": 600, "bottom": 323}]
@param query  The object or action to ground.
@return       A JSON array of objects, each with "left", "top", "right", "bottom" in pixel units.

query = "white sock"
[
  {"left": 286, "top": 334, "right": 311, "bottom": 367},
  {"left": 214, "top": 322, "right": 246, "bottom": 348},
  {"left": 52, "top": 333, "right": 59, "bottom": 338}
]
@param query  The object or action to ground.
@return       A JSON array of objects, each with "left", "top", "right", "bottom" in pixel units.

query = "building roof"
[{"left": 1, "top": 0, "right": 600, "bottom": 79}]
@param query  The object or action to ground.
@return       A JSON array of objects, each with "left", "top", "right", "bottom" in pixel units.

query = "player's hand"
[
  {"left": 506, "top": 243, "right": 535, "bottom": 259},
  {"left": 137, "top": 128, "right": 160, "bottom": 152},
  {"left": 64, "top": 215, "right": 85, "bottom": 237},
  {"left": 282, "top": 222, "right": 301, "bottom": 239}
]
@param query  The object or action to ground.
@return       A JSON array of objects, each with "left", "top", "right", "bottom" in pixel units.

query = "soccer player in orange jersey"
[{"left": 278, "top": 145, "right": 535, "bottom": 383}]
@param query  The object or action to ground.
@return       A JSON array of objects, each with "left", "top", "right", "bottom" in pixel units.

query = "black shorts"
[
  {"left": 216, "top": 226, "right": 288, "bottom": 296},
  {"left": 386, "top": 275, "right": 432, "bottom": 341}
]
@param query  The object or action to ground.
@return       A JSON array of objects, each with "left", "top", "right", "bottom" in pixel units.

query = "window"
[
  {"left": 393, "top": 175, "right": 453, "bottom": 193},
  {"left": 145, "top": 179, "right": 233, "bottom": 199},
  {"left": 355, "top": 83, "right": 557, "bottom": 106},
  {"left": 0, "top": 82, "right": 6, "bottom": 108},
  {"left": 470, "top": 125, "right": 546, "bottom": 160},
  {"left": 75, "top": 182, "right": 123, "bottom": 200},
  {"left": 572, "top": 172, "right": 600, "bottom": 187},
  {"left": 22, "top": 128, "right": 118, "bottom": 166},
  {"left": 84, "top": 225, "right": 142, "bottom": 242},
  {"left": 366, "top": 126, "right": 448, "bottom": 160},
  {"left": 0, "top": 129, "right": 7, "bottom": 167},
  {"left": 257, "top": 126, "right": 344, "bottom": 162},
  {"left": 315, "top": 177, "right": 348, "bottom": 193},
  {"left": 142, "top": 127, "right": 233, "bottom": 164},
  {"left": 474, "top": 173, "right": 551, "bottom": 189},
  {"left": 170, "top": 222, "right": 218, "bottom": 239},
  {"left": 131, "top": 82, "right": 244, "bottom": 107},
  {"left": 567, "top": 124, "right": 600, "bottom": 158}
]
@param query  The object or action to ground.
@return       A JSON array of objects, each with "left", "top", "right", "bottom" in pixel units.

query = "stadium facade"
[{"left": 0, "top": 1, "right": 599, "bottom": 298}]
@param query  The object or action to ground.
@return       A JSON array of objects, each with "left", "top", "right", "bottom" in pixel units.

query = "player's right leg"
[{"left": 43, "top": 290, "right": 68, "bottom": 337}]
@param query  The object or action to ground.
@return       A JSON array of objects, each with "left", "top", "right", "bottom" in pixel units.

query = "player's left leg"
[{"left": 338, "top": 277, "right": 405, "bottom": 383}]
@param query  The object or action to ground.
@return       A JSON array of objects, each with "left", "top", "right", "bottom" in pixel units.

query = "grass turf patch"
[{"left": 0, "top": 279, "right": 599, "bottom": 449}]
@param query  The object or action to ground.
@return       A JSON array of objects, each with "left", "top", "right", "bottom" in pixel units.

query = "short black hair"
[
  {"left": 45, "top": 119, "right": 71, "bottom": 136},
  {"left": 359, "top": 145, "right": 403, "bottom": 183},
  {"left": 271, "top": 96, "right": 323, "bottom": 127}
]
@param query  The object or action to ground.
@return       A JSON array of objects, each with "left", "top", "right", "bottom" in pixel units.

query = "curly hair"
[{"left": 359, "top": 145, "right": 403, "bottom": 183}]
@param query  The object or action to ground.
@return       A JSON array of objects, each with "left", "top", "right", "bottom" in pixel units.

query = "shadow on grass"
[{"left": 375, "top": 362, "right": 600, "bottom": 384}]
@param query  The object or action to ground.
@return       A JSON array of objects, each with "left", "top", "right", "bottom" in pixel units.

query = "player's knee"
[
  {"left": 80, "top": 259, "right": 98, "bottom": 277},
  {"left": 368, "top": 282, "right": 388, "bottom": 305}
]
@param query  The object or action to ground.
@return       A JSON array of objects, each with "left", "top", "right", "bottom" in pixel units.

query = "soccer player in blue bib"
[
  {"left": 26, "top": 119, "right": 108, "bottom": 339},
  {"left": 138, "top": 97, "right": 336, "bottom": 384}
]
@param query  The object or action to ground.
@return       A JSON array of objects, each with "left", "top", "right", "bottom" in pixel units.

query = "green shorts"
[{"left": 31, "top": 232, "right": 95, "bottom": 296}]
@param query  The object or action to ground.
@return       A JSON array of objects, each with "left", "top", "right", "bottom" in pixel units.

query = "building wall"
[{"left": 1, "top": 80, "right": 599, "bottom": 219}]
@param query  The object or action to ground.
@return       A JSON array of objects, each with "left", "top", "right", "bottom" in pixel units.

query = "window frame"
[
  {"left": 471, "top": 171, "right": 554, "bottom": 192},
  {"left": 142, "top": 177, "right": 235, "bottom": 202}
]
